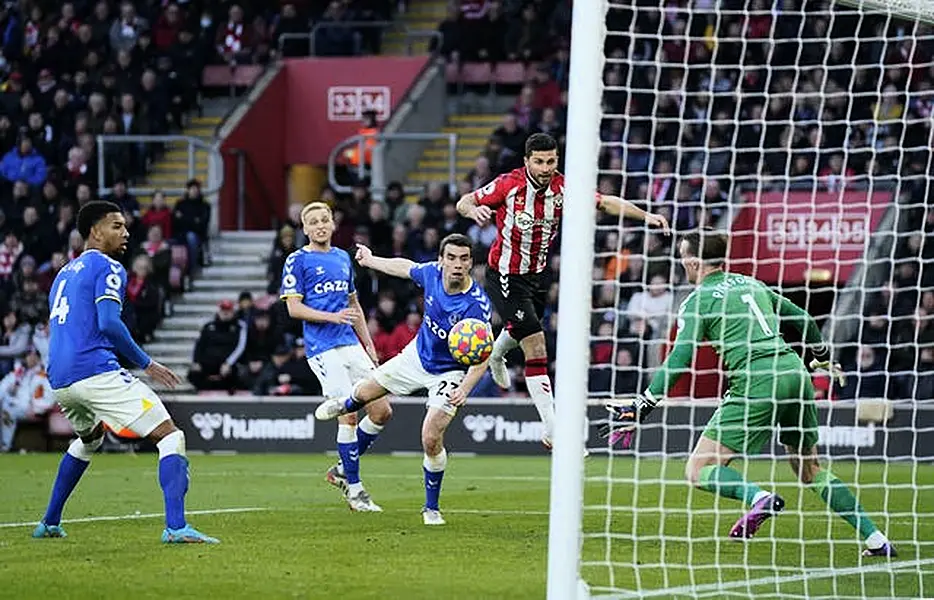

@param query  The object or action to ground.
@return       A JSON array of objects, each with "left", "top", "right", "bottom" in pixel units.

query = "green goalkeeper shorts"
[{"left": 702, "top": 356, "right": 818, "bottom": 455}]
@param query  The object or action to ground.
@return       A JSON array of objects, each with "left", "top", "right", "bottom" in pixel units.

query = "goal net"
[{"left": 550, "top": 0, "right": 934, "bottom": 598}]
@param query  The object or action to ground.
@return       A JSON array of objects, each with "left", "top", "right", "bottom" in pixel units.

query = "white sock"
[
  {"left": 347, "top": 482, "right": 364, "bottom": 495},
  {"left": 865, "top": 530, "right": 888, "bottom": 549},
  {"left": 751, "top": 490, "right": 771, "bottom": 506},
  {"left": 491, "top": 330, "right": 519, "bottom": 361},
  {"left": 156, "top": 430, "right": 186, "bottom": 459},
  {"left": 359, "top": 416, "right": 384, "bottom": 435},
  {"left": 525, "top": 374, "right": 555, "bottom": 439}
]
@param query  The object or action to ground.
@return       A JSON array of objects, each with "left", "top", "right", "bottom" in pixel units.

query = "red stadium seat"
[
  {"left": 445, "top": 61, "right": 460, "bottom": 83},
  {"left": 201, "top": 65, "right": 263, "bottom": 88},
  {"left": 460, "top": 62, "right": 493, "bottom": 85},
  {"left": 493, "top": 62, "right": 527, "bottom": 85}
]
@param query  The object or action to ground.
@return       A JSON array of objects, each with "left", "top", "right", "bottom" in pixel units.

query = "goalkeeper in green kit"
[{"left": 602, "top": 231, "right": 895, "bottom": 557}]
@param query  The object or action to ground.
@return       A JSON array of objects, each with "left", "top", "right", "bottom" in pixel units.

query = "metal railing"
[
  {"left": 95, "top": 135, "right": 224, "bottom": 197},
  {"left": 327, "top": 132, "right": 458, "bottom": 200},
  {"left": 95, "top": 134, "right": 224, "bottom": 236},
  {"left": 278, "top": 21, "right": 442, "bottom": 57}
]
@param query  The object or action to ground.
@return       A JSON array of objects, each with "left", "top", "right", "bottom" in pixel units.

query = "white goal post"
[{"left": 548, "top": 0, "right": 934, "bottom": 598}]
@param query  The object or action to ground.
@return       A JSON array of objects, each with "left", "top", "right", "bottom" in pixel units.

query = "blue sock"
[
  {"left": 43, "top": 453, "right": 90, "bottom": 525},
  {"left": 423, "top": 467, "right": 444, "bottom": 511},
  {"left": 158, "top": 455, "right": 189, "bottom": 530},
  {"left": 337, "top": 442, "right": 360, "bottom": 484},
  {"left": 357, "top": 417, "right": 383, "bottom": 455},
  {"left": 343, "top": 396, "right": 364, "bottom": 413}
]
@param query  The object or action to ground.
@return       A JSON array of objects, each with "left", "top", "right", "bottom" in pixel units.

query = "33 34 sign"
[{"left": 327, "top": 86, "right": 391, "bottom": 121}]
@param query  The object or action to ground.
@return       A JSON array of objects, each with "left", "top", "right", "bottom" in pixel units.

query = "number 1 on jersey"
[
  {"left": 741, "top": 293, "right": 774, "bottom": 336},
  {"left": 50, "top": 281, "right": 70, "bottom": 324}
]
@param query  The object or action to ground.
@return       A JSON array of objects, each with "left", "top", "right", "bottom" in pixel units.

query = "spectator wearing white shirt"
[
  {"left": 625, "top": 274, "right": 673, "bottom": 337},
  {"left": 0, "top": 347, "right": 54, "bottom": 451}
]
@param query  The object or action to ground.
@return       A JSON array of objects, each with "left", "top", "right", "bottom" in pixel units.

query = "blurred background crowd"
[{"left": 2, "top": 0, "right": 934, "bottom": 450}]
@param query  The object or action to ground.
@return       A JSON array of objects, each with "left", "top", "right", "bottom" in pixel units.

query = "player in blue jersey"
[
  {"left": 315, "top": 233, "right": 493, "bottom": 526},
  {"left": 281, "top": 202, "right": 391, "bottom": 512},
  {"left": 33, "top": 201, "right": 218, "bottom": 544}
]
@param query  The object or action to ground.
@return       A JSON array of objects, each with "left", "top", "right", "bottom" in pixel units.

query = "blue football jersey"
[
  {"left": 280, "top": 247, "right": 360, "bottom": 357},
  {"left": 47, "top": 250, "right": 127, "bottom": 389},
  {"left": 409, "top": 262, "right": 492, "bottom": 374}
]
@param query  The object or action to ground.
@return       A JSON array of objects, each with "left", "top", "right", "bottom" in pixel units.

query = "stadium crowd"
[
  {"left": 184, "top": 0, "right": 934, "bottom": 402},
  {"left": 3, "top": 0, "right": 934, "bottom": 448},
  {"left": 0, "top": 0, "right": 243, "bottom": 449}
]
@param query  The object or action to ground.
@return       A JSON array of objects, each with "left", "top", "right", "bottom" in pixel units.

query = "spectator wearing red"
[
  {"left": 384, "top": 311, "right": 421, "bottom": 360},
  {"left": 215, "top": 4, "right": 253, "bottom": 65},
  {"left": 530, "top": 65, "right": 562, "bottom": 111},
  {"left": 153, "top": 3, "right": 184, "bottom": 51},
  {"left": 0, "top": 231, "right": 23, "bottom": 286},
  {"left": 142, "top": 191, "right": 173, "bottom": 240},
  {"left": 126, "top": 254, "right": 162, "bottom": 343},
  {"left": 36, "top": 252, "right": 66, "bottom": 294}
]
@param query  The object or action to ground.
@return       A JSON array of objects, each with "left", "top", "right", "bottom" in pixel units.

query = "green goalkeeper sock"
[
  {"left": 810, "top": 470, "right": 878, "bottom": 540},
  {"left": 697, "top": 465, "right": 764, "bottom": 506}
]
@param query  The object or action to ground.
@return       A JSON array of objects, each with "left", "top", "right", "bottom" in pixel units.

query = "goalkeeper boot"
[
  {"left": 863, "top": 543, "right": 897, "bottom": 558},
  {"left": 729, "top": 493, "right": 785, "bottom": 540},
  {"left": 325, "top": 463, "right": 348, "bottom": 494},
  {"left": 490, "top": 357, "right": 511, "bottom": 389},
  {"left": 32, "top": 521, "right": 67, "bottom": 538},
  {"left": 346, "top": 489, "right": 383, "bottom": 513},
  {"left": 161, "top": 525, "right": 220, "bottom": 544},
  {"left": 422, "top": 507, "right": 446, "bottom": 526}
]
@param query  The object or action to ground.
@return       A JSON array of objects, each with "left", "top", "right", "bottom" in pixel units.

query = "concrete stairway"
[
  {"left": 405, "top": 113, "right": 502, "bottom": 196},
  {"left": 143, "top": 230, "right": 275, "bottom": 388},
  {"left": 383, "top": 0, "right": 447, "bottom": 56}
]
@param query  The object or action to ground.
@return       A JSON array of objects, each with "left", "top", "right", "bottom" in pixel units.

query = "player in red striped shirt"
[{"left": 456, "top": 133, "right": 669, "bottom": 448}]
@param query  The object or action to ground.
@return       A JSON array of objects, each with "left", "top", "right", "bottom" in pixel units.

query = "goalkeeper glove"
[
  {"left": 808, "top": 345, "right": 846, "bottom": 387},
  {"left": 598, "top": 392, "right": 658, "bottom": 448}
]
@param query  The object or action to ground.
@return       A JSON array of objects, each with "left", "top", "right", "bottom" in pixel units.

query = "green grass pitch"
[{"left": 0, "top": 454, "right": 931, "bottom": 599}]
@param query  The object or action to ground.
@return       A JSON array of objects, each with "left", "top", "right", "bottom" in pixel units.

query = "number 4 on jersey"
[{"left": 50, "top": 281, "right": 70, "bottom": 324}]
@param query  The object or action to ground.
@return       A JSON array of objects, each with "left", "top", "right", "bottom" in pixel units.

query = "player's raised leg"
[
  {"left": 788, "top": 445, "right": 895, "bottom": 557},
  {"left": 421, "top": 407, "right": 454, "bottom": 526},
  {"left": 315, "top": 375, "right": 391, "bottom": 420},
  {"left": 488, "top": 328, "right": 518, "bottom": 388},
  {"left": 521, "top": 332, "right": 554, "bottom": 447}
]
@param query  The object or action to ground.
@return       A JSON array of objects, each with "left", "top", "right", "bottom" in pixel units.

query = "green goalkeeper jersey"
[{"left": 645, "top": 270, "right": 825, "bottom": 399}]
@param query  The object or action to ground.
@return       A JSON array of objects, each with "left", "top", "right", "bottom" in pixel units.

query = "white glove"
[{"left": 809, "top": 359, "right": 846, "bottom": 387}]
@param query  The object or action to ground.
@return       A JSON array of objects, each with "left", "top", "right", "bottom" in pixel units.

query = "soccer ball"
[{"left": 448, "top": 318, "right": 494, "bottom": 366}]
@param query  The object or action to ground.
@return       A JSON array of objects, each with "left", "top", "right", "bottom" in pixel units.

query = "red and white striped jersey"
[{"left": 474, "top": 168, "right": 571, "bottom": 275}]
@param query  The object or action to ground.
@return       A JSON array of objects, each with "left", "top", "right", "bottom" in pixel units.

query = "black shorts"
[{"left": 484, "top": 269, "right": 547, "bottom": 341}]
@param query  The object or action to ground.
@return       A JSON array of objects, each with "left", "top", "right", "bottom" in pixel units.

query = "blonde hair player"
[{"left": 281, "top": 201, "right": 392, "bottom": 512}]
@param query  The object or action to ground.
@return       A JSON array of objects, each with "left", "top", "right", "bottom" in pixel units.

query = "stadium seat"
[
  {"left": 460, "top": 62, "right": 493, "bottom": 85},
  {"left": 201, "top": 65, "right": 264, "bottom": 88},
  {"left": 493, "top": 62, "right": 527, "bottom": 85}
]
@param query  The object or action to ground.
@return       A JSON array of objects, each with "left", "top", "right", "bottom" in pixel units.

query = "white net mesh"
[{"left": 578, "top": 0, "right": 934, "bottom": 597}]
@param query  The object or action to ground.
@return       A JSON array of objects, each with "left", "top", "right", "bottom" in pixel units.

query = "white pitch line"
[
  {"left": 196, "top": 471, "right": 554, "bottom": 482},
  {"left": 596, "top": 557, "right": 934, "bottom": 599},
  {"left": 0, "top": 507, "right": 267, "bottom": 529}
]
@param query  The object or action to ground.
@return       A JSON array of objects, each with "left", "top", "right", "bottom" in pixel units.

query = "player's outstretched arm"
[
  {"left": 354, "top": 243, "right": 415, "bottom": 279},
  {"left": 456, "top": 191, "right": 493, "bottom": 226},
  {"left": 597, "top": 194, "right": 670, "bottom": 233},
  {"left": 284, "top": 296, "right": 357, "bottom": 325},
  {"left": 447, "top": 359, "right": 490, "bottom": 407}
]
